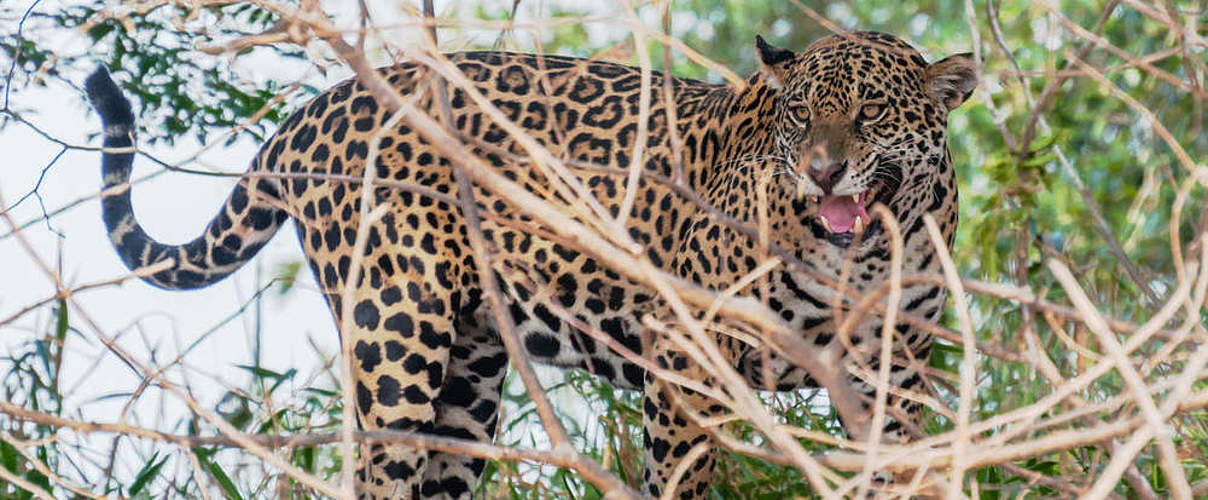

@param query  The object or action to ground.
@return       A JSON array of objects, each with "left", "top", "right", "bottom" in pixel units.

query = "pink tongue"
[{"left": 819, "top": 195, "right": 868, "bottom": 233}]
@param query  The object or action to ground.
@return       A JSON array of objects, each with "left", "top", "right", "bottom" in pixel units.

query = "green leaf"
[
  {"left": 128, "top": 452, "right": 167, "bottom": 496},
  {"left": 87, "top": 21, "right": 114, "bottom": 41},
  {"left": 234, "top": 364, "right": 299, "bottom": 394},
  {"left": 0, "top": 439, "right": 19, "bottom": 474},
  {"left": 54, "top": 300, "right": 68, "bottom": 342},
  {"left": 276, "top": 261, "right": 302, "bottom": 295},
  {"left": 194, "top": 449, "right": 244, "bottom": 500}
]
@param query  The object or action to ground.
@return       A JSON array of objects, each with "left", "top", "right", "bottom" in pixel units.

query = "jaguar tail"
[{"left": 85, "top": 67, "right": 289, "bottom": 290}]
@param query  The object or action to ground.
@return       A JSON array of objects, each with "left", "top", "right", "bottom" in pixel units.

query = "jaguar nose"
[{"left": 809, "top": 161, "right": 846, "bottom": 194}]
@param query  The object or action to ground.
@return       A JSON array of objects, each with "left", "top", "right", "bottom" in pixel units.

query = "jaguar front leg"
[
  {"left": 839, "top": 346, "right": 931, "bottom": 446},
  {"left": 640, "top": 336, "right": 740, "bottom": 499},
  {"left": 829, "top": 319, "right": 935, "bottom": 496}
]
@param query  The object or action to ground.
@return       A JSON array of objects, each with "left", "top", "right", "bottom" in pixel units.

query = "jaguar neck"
[{"left": 678, "top": 74, "right": 782, "bottom": 195}]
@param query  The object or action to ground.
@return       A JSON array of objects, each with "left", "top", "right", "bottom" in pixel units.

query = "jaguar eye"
[
  {"left": 858, "top": 103, "right": 886, "bottom": 123},
  {"left": 789, "top": 105, "right": 810, "bottom": 125}
]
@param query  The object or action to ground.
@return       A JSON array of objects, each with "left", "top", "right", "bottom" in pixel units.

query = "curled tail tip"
[{"left": 85, "top": 66, "right": 134, "bottom": 135}]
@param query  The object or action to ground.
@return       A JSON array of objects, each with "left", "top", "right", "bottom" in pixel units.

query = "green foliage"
[
  {"left": 4, "top": 2, "right": 309, "bottom": 144},
  {"left": 127, "top": 452, "right": 168, "bottom": 497},
  {"left": 194, "top": 447, "right": 245, "bottom": 500},
  {"left": 275, "top": 260, "right": 303, "bottom": 295},
  {"left": 1, "top": 303, "right": 69, "bottom": 498},
  {"left": 0, "top": 296, "right": 346, "bottom": 498}
]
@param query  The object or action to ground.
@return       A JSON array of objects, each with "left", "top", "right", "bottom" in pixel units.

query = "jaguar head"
[{"left": 756, "top": 31, "right": 976, "bottom": 248}]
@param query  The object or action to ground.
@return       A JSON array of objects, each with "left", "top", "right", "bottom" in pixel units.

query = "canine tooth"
[
  {"left": 796, "top": 180, "right": 807, "bottom": 200},
  {"left": 819, "top": 215, "right": 832, "bottom": 232},
  {"left": 810, "top": 195, "right": 819, "bottom": 204},
  {"left": 852, "top": 194, "right": 860, "bottom": 203},
  {"left": 853, "top": 216, "right": 864, "bottom": 233}
]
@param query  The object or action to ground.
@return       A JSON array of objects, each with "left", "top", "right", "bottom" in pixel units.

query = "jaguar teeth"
[
  {"left": 819, "top": 215, "right": 832, "bottom": 232},
  {"left": 852, "top": 194, "right": 860, "bottom": 203},
  {"left": 796, "top": 180, "right": 807, "bottom": 200},
  {"left": 853, "top": 217, "right": 864, "bottom": 233},
  {"left": 810, "top": 195, "right": 819, "bottom": 204}
]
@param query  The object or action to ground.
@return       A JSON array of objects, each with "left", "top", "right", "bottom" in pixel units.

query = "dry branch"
[{"left": 3, "top": 1, "right": 1207, "bottom": 499}]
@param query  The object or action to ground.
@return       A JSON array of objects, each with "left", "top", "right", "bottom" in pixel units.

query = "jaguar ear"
[
  {"left": 925, "top": 52, "right": 978, "bottom": 112},
  {"left": 756, "top": 35, "right": 795, "bottom": 89}
]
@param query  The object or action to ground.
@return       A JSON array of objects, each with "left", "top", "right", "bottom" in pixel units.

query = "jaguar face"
[{"left": 757, "top": 32, "right": 976, "bottom": 248}]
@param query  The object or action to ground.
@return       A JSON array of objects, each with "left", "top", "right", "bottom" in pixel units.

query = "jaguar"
[{"left": 86, "top": 30, "right": 975, "bottom": 498}]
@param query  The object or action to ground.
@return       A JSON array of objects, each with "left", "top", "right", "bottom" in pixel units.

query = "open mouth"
[{"left": 800, "top": 186, "right": 888, "bottom": 248}]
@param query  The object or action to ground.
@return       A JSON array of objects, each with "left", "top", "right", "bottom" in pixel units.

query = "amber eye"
[
  {"left": 858, "top": 103, "right": 886, "bottom": 123},
  {"left": 789, "top": 104, "right": 811, "bottom": 125}
]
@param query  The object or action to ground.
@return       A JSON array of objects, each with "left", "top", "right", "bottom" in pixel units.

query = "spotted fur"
[{"left": 86, "top": 31, "right": 975, "bottom": 498}]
